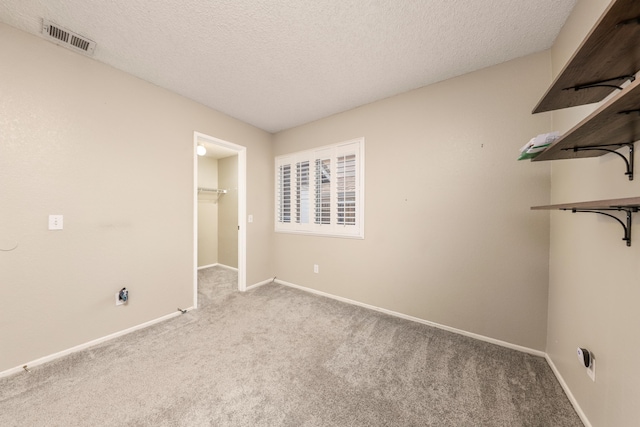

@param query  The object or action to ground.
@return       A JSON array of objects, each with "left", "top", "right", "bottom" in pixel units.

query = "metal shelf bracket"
[
  {"left": 616, "top": 16, "right": 640, "bottom": 28},
  {"left": 563, "top": 143, "right": 635, "bottom": 180},
  {"left": 563, "top": 207, "right": 638, "bottom": 246},
  {"left": 562, "top": 75, "right": 636, "bottom": 92}
]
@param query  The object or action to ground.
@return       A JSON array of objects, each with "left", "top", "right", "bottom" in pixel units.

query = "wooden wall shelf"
[
  {"left": 527, "top": 0, "right": 640, "bottom": 247},
  {"left": 531, "top": 77, "right": 640, "bottom": 179},
  {"left": 532, "top": 197, "right": 640, "bottom": 247},
  {"left": 533, "top": 0, "right": 640, "bottom": 113},
  {"left": 533, "top": 78, "right": 640, "bottom": 162},
  {"left": 531, "top": 197, "right": 640, "bottom": 211}
]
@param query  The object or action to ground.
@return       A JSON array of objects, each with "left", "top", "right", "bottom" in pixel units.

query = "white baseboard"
[
  {"left": 274, "top": 279, "right": 546, "bottom": 358},
  {"left": 245, "top": 277, "right": 275, "bottom": 291},
  {"left": 545, "top": 354, "right": 591, "bottom": 427},
  {"left": 217, "top": 264, "right": 238, "bottom": 272},
  {"left": 0, "top": 307, "right": 194, "bottom": 379},
  {"left": 197, "top": 263, "right": 238, "bottom": 272}
]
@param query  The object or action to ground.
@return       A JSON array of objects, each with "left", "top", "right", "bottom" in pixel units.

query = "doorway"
[{"left": 193, "top": 132, "right": 247, "bottom": 309}]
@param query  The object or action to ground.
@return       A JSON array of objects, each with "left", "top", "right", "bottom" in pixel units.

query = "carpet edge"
[
  {"left": 274, "top": 278, "right": 546, "bottom": 357},
  {"left": 0, "top": 308, "right": 190, "bottom": 379},
  {"left": 545, "top": 354, "right": 591, "bottom": 427}
]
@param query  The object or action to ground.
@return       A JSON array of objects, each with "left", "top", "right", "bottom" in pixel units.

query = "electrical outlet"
[
  {"left": 115, "top": 292, "right": 124, "bottom": 306},
  {"left": 314, "top": 264, "right": 319, "bottom": 274}
]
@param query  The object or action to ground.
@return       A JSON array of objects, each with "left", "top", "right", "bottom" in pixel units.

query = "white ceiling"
[{"left": 0, "top": 0, "right": 577, "bottom": 133}]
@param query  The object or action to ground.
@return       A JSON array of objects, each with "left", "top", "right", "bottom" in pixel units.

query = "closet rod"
[{"left": 197, "top": 187, "right": 227, "bottom": 194}]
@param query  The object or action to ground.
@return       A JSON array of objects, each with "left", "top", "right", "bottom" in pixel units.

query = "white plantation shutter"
[
  {"left": 336, "top": 153, "right": 356, "bottom": 226},
  {"left": 296, "top": 161, "right": 310, "bottom": 224},
  {"left": 277, "top": 163, "right": 291, "bottom": 223},
  {"left": 314, "top": 158, "right": 331, "bottom": 225},
  {"left": 275, "top": 138, "right": 364, "bottom": 238}
]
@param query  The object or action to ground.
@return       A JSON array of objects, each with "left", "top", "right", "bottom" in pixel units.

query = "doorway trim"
[{"left": 193, "top": 131, "right": 247, "bottom": 309}]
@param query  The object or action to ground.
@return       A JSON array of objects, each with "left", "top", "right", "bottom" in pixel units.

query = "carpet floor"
[{"left": 0, "top": 266, "right": 583, "bottom": 426}]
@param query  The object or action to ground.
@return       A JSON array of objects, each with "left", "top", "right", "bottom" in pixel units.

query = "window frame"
[{"left": 275, "top": 138, "right": 365, "bottom": 239}]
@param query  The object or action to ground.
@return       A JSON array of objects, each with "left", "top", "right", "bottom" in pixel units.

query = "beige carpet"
[{"left": 0, "top": 266, "right": 582, "bottom": 426}]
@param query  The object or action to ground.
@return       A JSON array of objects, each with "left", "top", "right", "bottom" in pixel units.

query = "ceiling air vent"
[{"left": 42, "top": 19, "right": 96, "bottom": 56}]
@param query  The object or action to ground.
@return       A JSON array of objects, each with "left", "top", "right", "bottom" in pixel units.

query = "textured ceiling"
[{"left": 0, "top": 0, "right": 577, "bottom": 133}]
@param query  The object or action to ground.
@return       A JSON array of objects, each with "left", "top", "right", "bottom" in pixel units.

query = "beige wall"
[
  {"left": 197, "top": 156, "right": 219, "bottom": 267},
  {"left": 547, "top": 1, "right": 640, "bottom": 426},
  {"left": 6, "top": 7, "right": 636, "bottom": 423},
  {"left": 273, "top": 52, "right": 552, "bottom": 350},
  {"left": 0, "top": 23, "right": 274, "bottom": 372},
  {"left": 218, "top": 156, "right": 239, "bottom": 268}
]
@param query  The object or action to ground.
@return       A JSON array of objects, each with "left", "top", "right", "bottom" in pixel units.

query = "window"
[{"left": 275, "top": 138, "right": 364, "bottom": 238}]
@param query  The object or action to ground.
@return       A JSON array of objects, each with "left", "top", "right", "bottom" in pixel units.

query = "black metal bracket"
[
  {"left": 616, "top": 16, "right": 640, "bottom": 28},
  {"left": 562, "top": 143, "right": 635, "bottom": 180},
  {"left": 618, "top": 108, "right": 640, "bottom": 116},
  {"left": 562, "top": 75, "right": 635, "bottom": 92},
  {"left": 563, "top": 207, "right": 638, "bottom": 246}
]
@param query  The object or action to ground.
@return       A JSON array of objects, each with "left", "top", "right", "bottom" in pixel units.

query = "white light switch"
[
  {"left": 248, "top": 214, "right": 254, "bottom": 223},
  {"left": 48, "top": 215, "right": 63, "bottom": 230}
]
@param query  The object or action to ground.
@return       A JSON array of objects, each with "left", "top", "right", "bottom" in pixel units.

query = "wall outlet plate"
[
  {"left": 587, "top": 358, "right": 596, "bottom": 382},
  {"left": 577, "top": 347, "right": 596, "bottom": 382},
  {"left": 115, "top": 292, "right": 125, "bottom": 306},
  {"left": 48, "top": 215, "right": 63, "bottom": 230},
  {"left": 577, "top": 347, "right": 591, "bottom": 367}
]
